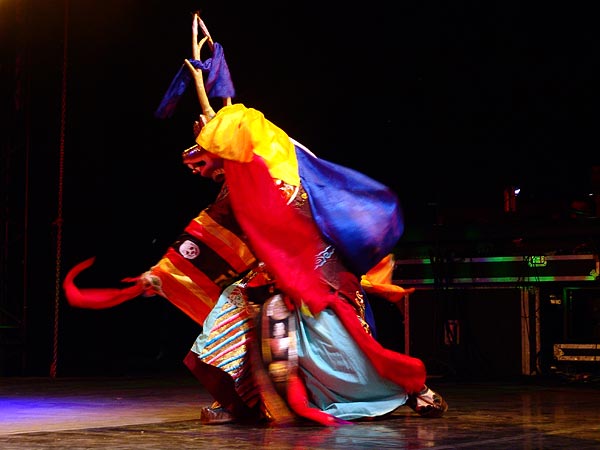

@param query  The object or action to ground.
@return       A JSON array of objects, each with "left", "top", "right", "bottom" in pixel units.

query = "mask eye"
[{"left": 187, "top": 161, "right": 205, "bottom": 174}]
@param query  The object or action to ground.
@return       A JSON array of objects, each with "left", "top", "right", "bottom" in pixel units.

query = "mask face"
[{"left": 183, "top": 145, "right": 225, "bottom": 181}]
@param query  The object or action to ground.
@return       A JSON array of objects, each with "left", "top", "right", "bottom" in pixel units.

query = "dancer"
[{"left": 64, "top": 12, "right": 447, "bottom": 426}]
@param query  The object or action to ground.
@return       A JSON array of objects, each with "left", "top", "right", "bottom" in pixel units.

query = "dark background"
[{"left": 2, "top": 1, "right": 598, "bottom": 377}]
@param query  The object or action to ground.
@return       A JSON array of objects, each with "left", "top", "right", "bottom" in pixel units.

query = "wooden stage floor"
[{"left": 1, "top": 371, "right": 600, "bottom": 449}]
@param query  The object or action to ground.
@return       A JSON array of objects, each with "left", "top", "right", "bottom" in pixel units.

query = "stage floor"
[{"left": 1, "top": 372, "right": 600, "bottom": 449}]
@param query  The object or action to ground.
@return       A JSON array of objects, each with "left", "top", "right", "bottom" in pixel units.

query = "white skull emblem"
[{"left": 179, "top": 240, "right": 200, "bottom": 259}]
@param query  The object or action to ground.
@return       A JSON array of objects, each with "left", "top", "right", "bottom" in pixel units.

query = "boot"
[{"left": 406, "top": 385, "right": 448, "bottom": 418}]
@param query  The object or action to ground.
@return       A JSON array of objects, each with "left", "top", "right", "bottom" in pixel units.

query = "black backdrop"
[{"left": 2, "top": 0, "right": 598, "bottom": 376}]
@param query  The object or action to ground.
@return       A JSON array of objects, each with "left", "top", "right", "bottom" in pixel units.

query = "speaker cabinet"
[
  {"left": 406, "top": 287, "right": 525, "bottom": 379},
  {"left": 563, "top": 287, "right": 600, "bottom": 343},
  {"left": 550, "top": 287, "right": 600, "bottom": 365}
]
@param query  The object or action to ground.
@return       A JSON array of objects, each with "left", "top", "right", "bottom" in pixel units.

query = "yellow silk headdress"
[{"left": 196, "top": 104, "right": 300, "bottom": 187}]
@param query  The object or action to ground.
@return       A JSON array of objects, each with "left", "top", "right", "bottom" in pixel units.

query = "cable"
[{"left": 50, "top": 0, "right": 69, "bottom": 379}]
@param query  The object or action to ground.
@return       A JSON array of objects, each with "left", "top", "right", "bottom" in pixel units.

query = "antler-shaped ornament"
[
  {"left": 187, "top": 12, "right": 231, "bottom": 128},
  {"left": 155, "top": 12, "right": 235, "bottom": 120}
]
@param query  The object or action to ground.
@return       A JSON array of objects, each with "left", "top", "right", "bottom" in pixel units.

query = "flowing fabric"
[
  {"left": 225, "top": 156, "right": 335, "bottom": 316},
  {"left": 224, "top": 156, "right": 427, "bottom": 394},
  {"left": 62, "top": 257, "right": 145, "bottom": 309},
  {"left": 196, "top": 104, "right": 404, "bottom": 276},
  {"left": 361, "top": 254, "right": 416, "bottom": 303},
  {"left": 296, "top": 147, "right": 404, "bottom": 276},
  {"left": 296, "top": 308, "right": 407, "bottom": 420},
  {"left": 155, "top": 42, "right": 235, "bottom": 119},
  {"left": 64, "top": 102, "right": 430, "bottom": 426},
  {"left": 145, "top": 205, "right": 256, "bottom": 324},
  {"left": 190, "top": 283, "right": 262, "bottom": 409},
  {"left": 196, "top": 104, "right": 300, "bottom": 184},
  {"left": 194, "top": 105, "right": 427, "bottom": 394},
  {"left": 63, "top": 186, "right": 256, "bottom": 327}
]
